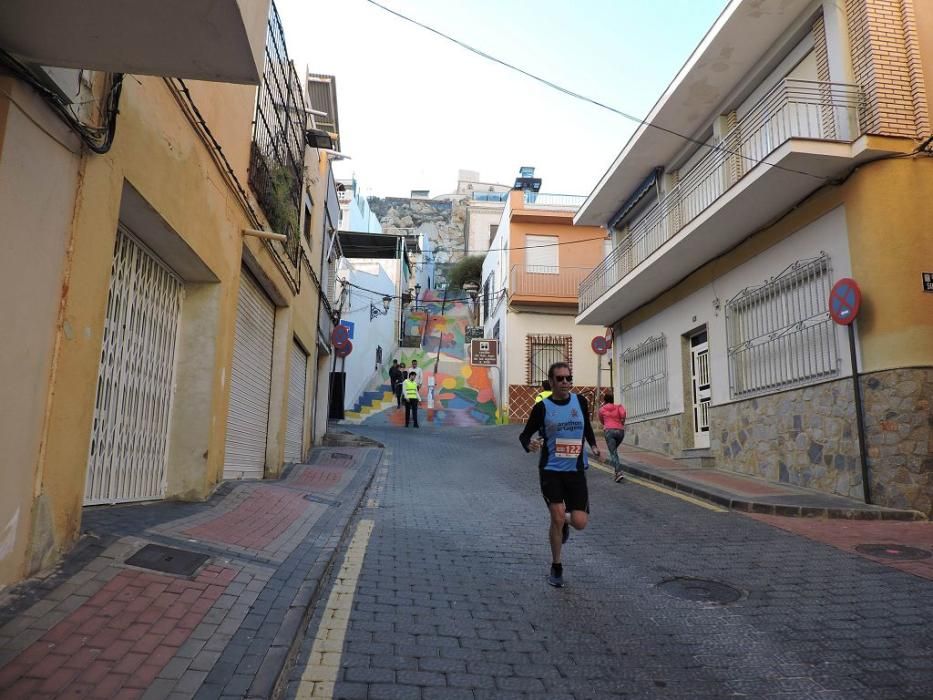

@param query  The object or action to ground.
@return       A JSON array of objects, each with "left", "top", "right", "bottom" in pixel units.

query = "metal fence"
[
  {"left": 725, "top": 253, "right": 839, "bottom": 397},
  {"left": 249, "top": 2, "right": 306, "bottom": 263},
  {"left": 620, "top": 335, "right": 668, "bottom": 420},
  {"left": 579, "top": 79, "right": 865, "bottom": 314}
]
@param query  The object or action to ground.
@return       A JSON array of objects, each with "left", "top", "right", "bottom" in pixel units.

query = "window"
[
  {"left": 303, "top": 203, "right": 313, "bottom": 245},
  {"left": 489, "top": 224, "right": 499, "bottom": 247},
  {"left": 482, "top": 274, "right": 492, "bottom": 322},
  {"left": 621, "top": 335, "right": 668, "bottom": 419},
  {"left": 725, "top": 253, "right": 838, "bottom": 397},
  {"left": 525, "top": 235, "right": 558, "bottom": 273},
  {"left": 526, "top": 335, "right": 571, "bottom": 385}
]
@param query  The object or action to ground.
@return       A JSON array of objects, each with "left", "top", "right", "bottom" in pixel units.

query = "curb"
[
  {"left": 599, "top": 457, "right": 925, "bottom": 521},
  {"left": 248, "top": 448, "right": 383, "bottom": 700}
]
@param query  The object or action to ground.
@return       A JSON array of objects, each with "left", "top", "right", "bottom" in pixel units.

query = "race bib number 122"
[{"left": 554, "top": 438, "right": 582, "bottom": 457}]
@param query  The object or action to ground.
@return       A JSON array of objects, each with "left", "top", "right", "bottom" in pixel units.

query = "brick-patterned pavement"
[{"left": 0, "top": 444, "right": 382, "bottom": 699}]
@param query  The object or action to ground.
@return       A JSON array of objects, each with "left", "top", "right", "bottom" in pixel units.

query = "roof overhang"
[
  {"left": 0, "top": 0, "right": 270, "bottom": 85},
  {"left": 338, "top": 231, "right": 405, "bottom": 260},
  {"left": 575, "top": 0, "right": 817, "bottom": 227}
]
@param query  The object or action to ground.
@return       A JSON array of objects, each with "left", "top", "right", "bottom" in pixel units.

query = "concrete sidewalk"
[
  {"left": 0, "top": 440, "right": 383, "bottom": 699},
  {"left": 593, "top": 434, "right": 926, "bottom": 521}
]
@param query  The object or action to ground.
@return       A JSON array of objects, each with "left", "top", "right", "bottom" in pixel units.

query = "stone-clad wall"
[
  {"left": 620, "top": 368, "right": 932, "bottom": 515},
  {"left": 624, "top": 414, "right": 687, "bottom": 456},
  {"left": 863, "top": 367, "right": 932, "bottom": 514},
  {"left": 711, "top": 381, "right": 863, "bottom": 499}
]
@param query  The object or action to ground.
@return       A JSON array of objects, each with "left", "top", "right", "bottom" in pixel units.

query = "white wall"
[
  {"left": 507, "top": 312, "right": 607, "bottom": 389},
  {"left": 336, "top": 258, "right": 400, "bottom": 409},
  {"left": 617, "top": 206, "right": 853, "bottom": 413}
]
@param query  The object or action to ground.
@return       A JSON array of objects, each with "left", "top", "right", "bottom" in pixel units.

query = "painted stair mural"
[{"left": 342, "top": 290, "right": 499, "bottom": 426}]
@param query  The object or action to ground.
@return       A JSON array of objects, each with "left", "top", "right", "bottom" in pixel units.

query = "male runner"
[{"left": 519, "top": 362, "right": 600, "bottom": 587}]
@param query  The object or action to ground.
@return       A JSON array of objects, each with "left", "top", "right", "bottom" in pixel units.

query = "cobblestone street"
[{"left": 287, "top": 424, "right": 933, "bottom": 700}]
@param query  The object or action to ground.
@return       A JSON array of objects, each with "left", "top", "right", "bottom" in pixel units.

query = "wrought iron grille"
[
  {"left": 526, "top": 335, "right": 572, "bottom": 385},
  {"left": 620, "top": 334, "right": 668, "bottom": 420},
  {"left": 725, "top": 253, "right": 839, "bottom": 398},
  {"left": 249, "top": 2, "right": 306, "bottom": 263}
]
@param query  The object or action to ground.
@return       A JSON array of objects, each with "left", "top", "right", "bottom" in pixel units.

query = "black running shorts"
[{"left": 540, "top": 470, "right": 589, "bottom": 513}]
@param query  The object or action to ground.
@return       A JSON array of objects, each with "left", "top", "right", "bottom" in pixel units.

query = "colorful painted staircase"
[{"left": 341, "top": 290, "right": 500, "bottom": 426}]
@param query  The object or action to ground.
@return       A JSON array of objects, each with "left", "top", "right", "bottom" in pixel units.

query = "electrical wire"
[
  {"left": 334, "top": 233, "right": 608, "bottom": 255},
  {"left": 0, "top": 48, "right": 122, "bottom": 154},
  {"left": 363, "top": 0, "right": 829, "bottom": 183}
]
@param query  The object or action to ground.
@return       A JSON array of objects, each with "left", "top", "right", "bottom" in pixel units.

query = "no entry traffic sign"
[
  {"left": 829, "top": 277, "right": 861, "bottom": 325},
  {"left": 331, "top": 324, "right": 350, "bottom": 348}
]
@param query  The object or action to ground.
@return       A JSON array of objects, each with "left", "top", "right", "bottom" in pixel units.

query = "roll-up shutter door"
[
  {"left": 85, "top": 227, "right": 184, "bottom": 505},
  {"left": 525, "top": 234, "right": 558, "bottom": 273},
  {"left": 284, "top": 341, "right": 307, "bottom": 463},
  {"left": 223, "top": 270, "right": 275, "bottom": 479}
]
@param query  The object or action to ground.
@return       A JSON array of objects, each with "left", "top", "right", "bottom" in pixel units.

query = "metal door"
[
  {"left": 85, "top": 228, "right": 183, "bottom": 505},
  {"left": 284, "top": 340, "right": 307, "bottom": 463},
  {"left": 690, "top": 330, "right": 711, "bottom": 448},
  {"left": 223, "top": 270, "right": 275, "bottom": 479}
]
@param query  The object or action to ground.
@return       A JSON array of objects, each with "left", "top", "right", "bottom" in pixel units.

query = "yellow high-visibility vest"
[{"left": 403, "top": 379, "right": 419, "bottom": 400}]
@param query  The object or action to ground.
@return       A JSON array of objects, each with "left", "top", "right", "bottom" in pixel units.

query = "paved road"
[{"left": 286, "top": 423, "right": 933, "bottom": 699}]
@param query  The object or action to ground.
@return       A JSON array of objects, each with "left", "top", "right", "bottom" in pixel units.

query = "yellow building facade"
[{"left": 0, "top": 4, "right": 337, "bottom": 586}]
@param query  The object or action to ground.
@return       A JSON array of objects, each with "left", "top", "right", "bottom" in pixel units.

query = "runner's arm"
[{"left": 519, "top": 402, "right": 546, "bottom": 452}]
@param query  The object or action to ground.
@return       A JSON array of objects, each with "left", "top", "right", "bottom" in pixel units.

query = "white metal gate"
[
  {"left": 284, "top": 341, "right": 307, "bottom": 463},
  {"left": 85, "top": 228, "right": 183, "bottom": 505},
  {"left": 690, "top": 330, "right": 711, "bottom": 448},
  {"left": 223, "top": 270, "right": 275, "bottom": 479}
]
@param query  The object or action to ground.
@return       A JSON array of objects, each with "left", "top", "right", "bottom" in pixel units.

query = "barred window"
[
  {"left": 527, "top": 335, "right": 572, "bottom": 385},
  {"left": 620, "top": 335, "right": 669, "bottom": 419},
  {"left": 725, "top": 253, "right": 839, "bottom": 398}
]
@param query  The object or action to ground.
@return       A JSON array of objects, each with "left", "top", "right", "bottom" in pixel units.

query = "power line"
[
  {"left": 336, "top": 233, "right": 608, "bottom": 255},
  {"left": 363, "top": 0, "right": 829, "bottom": 183}
]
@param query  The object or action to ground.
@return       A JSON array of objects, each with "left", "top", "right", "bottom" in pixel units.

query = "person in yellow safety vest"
[
  {"left": 534, "top": 379, "right": 552, "bottom": 404},
  {"left": 402, "top": 371, "right": 420, "bottom": 428}
]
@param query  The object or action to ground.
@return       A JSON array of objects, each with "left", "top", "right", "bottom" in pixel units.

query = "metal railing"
[
  {"left": 579, "top": 79, "right": 865, "bottom": 313},
  {"left": 249, "top": 2, "right": 306, "bottom": 264},
  {"left": 523, "top": 191, "right": 587, "bottom": 209},
  {"left": 510, "top": 265, "right": 592, "bottom": 298}
]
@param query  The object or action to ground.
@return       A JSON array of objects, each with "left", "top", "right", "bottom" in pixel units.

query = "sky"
[{"left": 275, "top": 0, "right": 729, "bottom": 201}]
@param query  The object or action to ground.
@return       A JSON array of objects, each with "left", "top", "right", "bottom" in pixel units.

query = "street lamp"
[
  {"left": 370, "top": 295, "right": 392, "bottom": 321},
  {"left": 414, "top": 283, "right": 422, "bottom": 310},
  {"left": 462, "top": 281, "right": 479, "bottom": 326}
]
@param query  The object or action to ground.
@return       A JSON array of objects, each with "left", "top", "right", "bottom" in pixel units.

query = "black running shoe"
[
  {"left": 547, "top": 563, "right": 563, "bottom": 588},
  {"left": 561, "top": 520, "right": 570, "bottom": 544}
]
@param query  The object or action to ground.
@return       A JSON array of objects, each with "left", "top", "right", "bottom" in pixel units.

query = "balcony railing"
[
  {"left": 510, "top": 265, "right": 592, "bottom": 299},
  {"left": 579, "top": 79, "right": 866, "bottom": 313},
  {"left": 522, "top": 192, "right": 587, "bottom": 209},
  {"left": 249, "top": 2, "right": 306, "bottom": 264}
]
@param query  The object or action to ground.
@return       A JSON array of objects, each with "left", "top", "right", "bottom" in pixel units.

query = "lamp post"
[
  {"left": 414, "top": 283, "right": 422, "bottom": 310},
  {"left": 462, "top": 281, "right": 479, "bottom": 326}
]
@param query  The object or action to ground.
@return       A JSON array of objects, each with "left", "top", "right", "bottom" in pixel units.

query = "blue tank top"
[{"left": 541, "top": 394, "right": 588, "bottom": 472}]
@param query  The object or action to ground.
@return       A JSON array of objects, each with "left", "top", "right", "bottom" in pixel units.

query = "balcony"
[
  {"left": 510, "top": 265, "right": 591, "bottom": 306},
  {"left": 578, "top": 79, "right": 907, "bottom": 325},
  {"left": 249, "top": 3, "right": 305, "bottom": 263},
  {"left": 0, "top": 0, "right": 270, "bottom": 85}
]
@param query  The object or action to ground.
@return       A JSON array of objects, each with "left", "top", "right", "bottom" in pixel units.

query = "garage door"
[
  {"left": 284, "top": 341, "right": 307, "bottom": 463},
  {"left": 223, "top": 270, "right": 275, "bottom": 479},
  {"left": 85, "top": 227, "right": 184, "bottom": 505}
]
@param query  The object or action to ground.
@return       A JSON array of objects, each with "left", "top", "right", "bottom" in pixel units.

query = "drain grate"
[
  {"left": 657, "top": 577, "right": 743, "bottom": 605},
  {"left": 125, "top": 544, "right": 209, "bottom": 576},
  {"left": 330, "top": 452, "right": 353, "bottom": 460},
  {"left": 303, "top": 493, "right": 342, "bottom": 506},
  {"left": 855, "top": 544, "right": 932, "bottom": 561}
]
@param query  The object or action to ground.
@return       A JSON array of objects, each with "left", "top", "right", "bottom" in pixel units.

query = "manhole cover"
[
  {"left": 303, "top": 493, "right": 342, "bottom": 506},
  {"left": 125, "top": 544, "right": 209, "bottom": 576},
  {"left": 657, "top": 577, "right": 743, "bottom": 604},
  {"left": 855, "top": 544, "right": 932, "bottom": 560}
]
